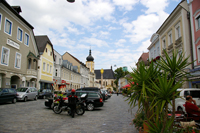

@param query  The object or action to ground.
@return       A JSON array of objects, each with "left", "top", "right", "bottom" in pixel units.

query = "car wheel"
[
  {"left": 12, "top": 98, "right": 17, "bottom": 103},
  {"left": 43, "top": 96, "right": 46, "bottom": 99},
  {"left": 87, "top": 103, "right": 94, "bottom": 111},
  {"left": 24, "top": 97, "right": 27, "bottom": 102},
  {"left": 34, "top": 96, "right": 37, "bottom": 100},
  {"left": 177, "top": 107, "right": 183, "bottom": 111}
]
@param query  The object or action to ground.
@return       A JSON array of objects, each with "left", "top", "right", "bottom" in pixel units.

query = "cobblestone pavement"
[{"left": 0, "top": 94, "right": 138, "bottom": 133}]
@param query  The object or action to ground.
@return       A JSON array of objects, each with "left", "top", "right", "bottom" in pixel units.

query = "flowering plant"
[{"left": 131, "top": 110, "right": 145, "bottom": 131}]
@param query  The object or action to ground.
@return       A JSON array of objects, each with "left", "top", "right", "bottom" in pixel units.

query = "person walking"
[{"left": 68, "top": 89, "right": 78, "bottom": 118}]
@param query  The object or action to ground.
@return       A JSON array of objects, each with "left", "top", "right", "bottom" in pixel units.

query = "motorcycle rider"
[{"left": 68, "top": 89, "right": 78, "bottom": 118}]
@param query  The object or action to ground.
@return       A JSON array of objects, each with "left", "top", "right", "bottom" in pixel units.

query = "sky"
[{"left": 7, "top": 0, "right": 182, "bottom": 71}]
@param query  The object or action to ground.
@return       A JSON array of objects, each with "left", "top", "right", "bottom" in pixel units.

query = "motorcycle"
[{"left": 53, "top": 94, "right": 87, "bottom": 116}]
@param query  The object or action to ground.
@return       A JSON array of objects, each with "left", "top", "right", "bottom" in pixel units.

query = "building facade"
[
  {"left": 0, "top": 1, "right": 39, "bottom": 88},
  {"left": 156, "top": 0, "right": 192, "bottom": 88},
  {"left": 147, "top": 33, "right": 160, "bottom": 61},
  {"left": 188, "top": 0, "right": 200, "bottom": 88},
  {"left": 35, "top": 35, "right": 54, "bottom": 90}
]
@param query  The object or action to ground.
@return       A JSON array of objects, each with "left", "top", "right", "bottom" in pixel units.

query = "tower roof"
[{"left": 86, "top": 49, "right": 94, "bottom": 61}]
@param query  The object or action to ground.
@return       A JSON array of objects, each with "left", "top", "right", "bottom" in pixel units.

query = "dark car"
[
  {"left": 76, "top": 91, "right": 104, "bottom": 111},
  {"left": 100, "top": 90, "right": 108, "bottom": 101},
  {"left": 38, "top": 89, "right": 53, "bottom": 99},
  {"left": 76, "top": 87, "right": 101, "bottom": 93},
  {"left": 0, "top": 88, "right": 17, "bottom": 104}
]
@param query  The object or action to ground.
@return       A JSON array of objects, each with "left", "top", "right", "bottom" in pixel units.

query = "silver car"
[{"left": 16, "top": 87, "right": 38, "bottom": 102}]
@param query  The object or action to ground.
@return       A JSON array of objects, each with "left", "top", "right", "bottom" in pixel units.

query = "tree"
[{"left": 114, "top": 67, "right": 127, "bottom": 91}]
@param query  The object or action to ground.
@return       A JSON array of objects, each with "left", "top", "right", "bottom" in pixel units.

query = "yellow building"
[{"left": 35, "top": 35, "right": 54, "bottom": 90}]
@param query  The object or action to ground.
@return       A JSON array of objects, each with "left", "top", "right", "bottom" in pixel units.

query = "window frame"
[
  {"left": 168, "top": 30, "right": 173, "bottom": 45},
  {"left": 162, "top": 37, "right": 166, "bottom": 49},
  {"left": 43, "top": 62, "right": 46, "bottom": 71},
  {"left": 197, "top": 45, "right": 200, "bottom": 63},
  {"left": 0, "top": 13, "right": 2, "bottom": 30},
  {"left": 17, "top": 27, "right": 23, "bottom": 42},
  {"left": 1, "top": 46, "right": 10, "bottom": 66},
  {"left": 175, "top": 22, "right": 181, "bottom": 40},
  {"left": 4, "top": 17, "right": 12, "bottom": 36},
  {"left": 24, "top": 32, "right": 29, "bottom": 46},
  {"left": 47, "top": 64, "right": 49, "bottom": 73},
  {"left": 14, "top": 52, "right": 21, "bottom": 69},
  {"left": 50, "top": 65, "right": 52, "bottom": 74}
]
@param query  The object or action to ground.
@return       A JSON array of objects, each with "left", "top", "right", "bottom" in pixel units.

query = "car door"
[
  {"left": 0, "top": 89, "right": 10, "bottom": 103},
  {"left": 26, "top": 88, "right": 33, "bottom": 100}
]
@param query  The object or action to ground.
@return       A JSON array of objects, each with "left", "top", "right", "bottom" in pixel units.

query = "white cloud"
[
  {"left": 115, "top": 39, "right": 126, "bottom": 47},
  {"left": 80, "top": 37, "right": 109, "bottom": 47},
  {"left": 113, "top": 0, "right": 139, "bottom": 11},
  {"left": 140, "top": 0, "right": 169, "bottom": 14}
]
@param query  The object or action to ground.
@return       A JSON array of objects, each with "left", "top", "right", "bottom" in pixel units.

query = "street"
[{"left": 0, "top": 94, "right": 137, "bottom": 133}]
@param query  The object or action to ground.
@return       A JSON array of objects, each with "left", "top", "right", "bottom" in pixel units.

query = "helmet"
[{"left": 71, "top": 89, "right": 76, "bottom": 93}]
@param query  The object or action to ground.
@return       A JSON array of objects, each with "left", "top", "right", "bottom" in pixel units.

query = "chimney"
[{"left": 111, "top": 66, "right": 112, "bottom": 70}]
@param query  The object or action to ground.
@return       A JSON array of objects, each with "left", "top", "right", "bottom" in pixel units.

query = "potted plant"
[{"left": 132, "top": 110, "right": 145, "bottom": 133}]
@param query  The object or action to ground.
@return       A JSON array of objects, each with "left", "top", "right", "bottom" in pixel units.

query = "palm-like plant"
[
  {"left": 155, "top": 50, "right": 192, "bottom": 121},
  {"left": 128, "top": 61, "right": 161, "bottom": 120},
  {"left": 147, "top": 72, "right": 182, "bottom": 133}
]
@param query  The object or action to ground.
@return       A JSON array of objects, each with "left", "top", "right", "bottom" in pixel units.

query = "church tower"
[{"left": 86, "top": 49, "right": 94, "bottom": 73}]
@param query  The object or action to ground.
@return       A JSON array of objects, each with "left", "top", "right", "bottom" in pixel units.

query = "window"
[
  {"left": 50, "top": 65, "right": 52, "bottom": 73},
  {"left": 176, "top": 26, "right": 180, "bottom": 38},
  {"left": 0, "top": 13, "right": 2, "bottom": 30},
  {"left": 168, "top": 33, "right": 172, "bottom": 45},
  {"left": 47, "top": 64, "right": 49, "bottom": 72},
  {"left": 15, "top": 52, "right": 21, "bottom": 68},
  {"left": 162, "top": 39, "right": 166, "bottom": 49},
  {"left": 54, "top": 55, "right": 57, "bottom": 62},
  {"left": 196, "top": 15, "right": 200, "bottom": 30},
  {"left": 43, "top": 62, "right": 46, "bottom": 71},
  {"left": 17, "top": 27, "right": 23, "bottom": 42},
  {"left": 1, "top": 46, "right": 10, "bottom": 66},
  {"left": 55, "top": 69, "right": 57, "bottom": 76},
  {"left": 5, "top": 18, "right": 12, "bottom": 35},
  {"left": 175, "top": 22, "right": 181, "bottom": 40},
  {"left": 157, "top": 46, "right": 160, "bottom": 55},
  {"left": 24, "top": 33, "right": 29, "bottom": 46},
  {"left": 198, "top": 46, "right": 200, "bottom": 63}
]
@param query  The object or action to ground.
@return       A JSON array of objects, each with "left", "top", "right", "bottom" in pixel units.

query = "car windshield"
[{"left": 17, "top": 88, "right": 27, "bottom": 92}]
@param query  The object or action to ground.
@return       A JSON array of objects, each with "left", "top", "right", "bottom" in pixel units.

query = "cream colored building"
[
  {"left": 0, "top": 1, "right": 39, "bottom": 88},
  {"left": 157, "top": 0, "right": 192, "bottom": 88}
]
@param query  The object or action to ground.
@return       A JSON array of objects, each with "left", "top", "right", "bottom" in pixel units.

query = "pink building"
[{"left": 189, "top": 0, "right": 200, "bottom": 87}]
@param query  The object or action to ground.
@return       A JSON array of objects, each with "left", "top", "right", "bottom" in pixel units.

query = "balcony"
[
  {"left": 175, "top": 37, "right": 182, "bottom": 45},
  {"left": 27, "top": 69, "right": 37, "bottom": 76},
  {"left": 168, "top": 43, "right": 174, "bottom": 50}
]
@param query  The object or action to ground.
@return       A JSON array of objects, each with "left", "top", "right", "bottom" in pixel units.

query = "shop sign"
[{"left": 7, "top": 39, "right": 20, "bottom": 49}]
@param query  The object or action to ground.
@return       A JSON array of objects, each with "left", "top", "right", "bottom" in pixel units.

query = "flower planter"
[{"left": 143, "top": 120, "right": 149, "bottom": 133}]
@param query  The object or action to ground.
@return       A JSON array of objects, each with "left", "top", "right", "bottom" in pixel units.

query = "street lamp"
[
  {"left": 100, "top": 68, "right": 104, "bottom": 89},
  {"left": 67, "top": 0, "right": 75, "bottom": 2}
]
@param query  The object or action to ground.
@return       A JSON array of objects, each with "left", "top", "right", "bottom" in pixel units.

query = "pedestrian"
[
  {"left": 117, "top": 92, "right": 118, "bottom": 96},
  {"left": 68, "top": 89, "right": 78, "bottom": 118},
  {"left": 185, "top": 95, "right": 200, "bottom": 116}
]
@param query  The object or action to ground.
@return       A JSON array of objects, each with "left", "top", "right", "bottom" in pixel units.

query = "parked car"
[
  {"left": 100, "top": 90, "right": 108, "bottom": 101},
  {"left": 16, "top": 87, "right": 38, "bottom": 102},
  {"left": 76, "top": 91, "right": 104, "bottom": 111},
  {"left": 0, "top": 88, "right": 18, "bottom": 104},
  {"left": 76, "top": 87, "right": 101, "bottom": 93},
  {"left": 38, "top": 89, "right": 53, "bottom": 99},
  {"left": 168, "top": 88, "right": 200, "bottom": 112}
]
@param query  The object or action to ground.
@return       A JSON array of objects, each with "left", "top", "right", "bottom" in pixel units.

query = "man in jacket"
[{"left": 68, "top": 89, "right": 78, "bottom": 118}]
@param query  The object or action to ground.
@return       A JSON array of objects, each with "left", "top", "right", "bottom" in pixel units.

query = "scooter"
[{"left": 52, "top": 94, "right": 87, "bottom": 116}]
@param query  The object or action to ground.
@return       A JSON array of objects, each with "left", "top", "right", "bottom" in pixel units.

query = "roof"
[
  {"left": 94, "top": 69, "right": 116, "bottom": 79},
  {"left": 35, "top": 35, "right": 55, "bottom": 60},
  {"left": 136, "top": 52, "right": 149, "bottom": 66},
  {"left": 63, "top": 52, "right": 88, "bottom": 68},
  {"left": 0, "top": 0, "right": 34, "bottom": 29}
]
